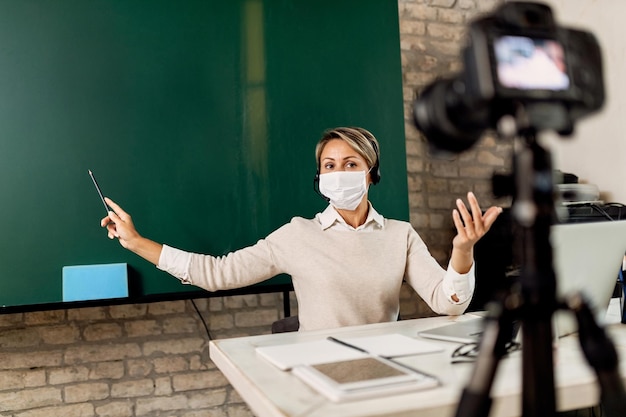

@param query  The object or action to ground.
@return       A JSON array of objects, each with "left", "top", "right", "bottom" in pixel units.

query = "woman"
[{"left": 101, "top": 127, "right": 501, "bottom": 331}]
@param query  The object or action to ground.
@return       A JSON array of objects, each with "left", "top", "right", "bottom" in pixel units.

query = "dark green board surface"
[{"left": 0, "top": 0, "right": 408, "bottom": 310}]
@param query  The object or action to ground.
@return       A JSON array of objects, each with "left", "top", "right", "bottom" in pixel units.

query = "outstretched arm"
[{"left": 100, "top": 197, "right": 163, "bottom": 265}]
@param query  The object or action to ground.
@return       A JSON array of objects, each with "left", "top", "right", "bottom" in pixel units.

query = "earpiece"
[
  {"left": 313, "top": 171, "right": 330, "bottom": 202},
  {"left": 369, "top": 139, "right": 381, "bottom": 185}
]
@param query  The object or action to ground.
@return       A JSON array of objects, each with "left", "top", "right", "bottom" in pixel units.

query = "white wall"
[{"left": 536, "top": 0, "right": 625, "bottom": 202}]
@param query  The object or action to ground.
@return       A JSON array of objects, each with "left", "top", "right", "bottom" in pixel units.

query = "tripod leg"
[
  {"left": 454, "top": 305, "right": 516, "bottom": 417},
  {"left": 568, "top": 293, "right": 626, "bottom": 417}
]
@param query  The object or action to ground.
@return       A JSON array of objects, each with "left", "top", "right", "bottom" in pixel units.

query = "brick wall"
[
  {"left": 0, "top": 1, "right": 510, "bottom": 416},
  {"left": 399, "top": 0, "right": 509, "bottom": 262},
  {"left": 398, "top": 0, "right": 510, "bottom": 319},
  {"left": 0, "top": 297, "right": 283, "bottom": 417}
]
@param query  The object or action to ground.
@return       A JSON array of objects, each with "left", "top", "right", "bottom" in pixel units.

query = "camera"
[{"left": 413, "top": 1, "right": 605, "bottom": 153}]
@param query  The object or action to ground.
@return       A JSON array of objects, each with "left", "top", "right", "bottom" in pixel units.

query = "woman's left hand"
[{"left": 452, "top": 191, "right": 502, "bottom": 253}]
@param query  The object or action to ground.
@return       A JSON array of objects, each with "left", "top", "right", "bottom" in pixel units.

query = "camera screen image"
[{"left": 494, "top": 35, "right": 570, "bottom": 91}]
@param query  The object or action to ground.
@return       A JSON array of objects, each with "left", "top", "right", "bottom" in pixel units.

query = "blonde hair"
[{"left": 315, "top": 127, "right": 380, "bottom": 174}]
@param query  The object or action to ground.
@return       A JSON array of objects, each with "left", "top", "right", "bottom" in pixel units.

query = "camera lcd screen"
[{"left": 494, "top": 35, "right": 570, "bottom": 91}]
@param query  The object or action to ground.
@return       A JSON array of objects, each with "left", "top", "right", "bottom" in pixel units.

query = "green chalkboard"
[{"left": 0, "top": 0, "right": 408, "bottom": 310}]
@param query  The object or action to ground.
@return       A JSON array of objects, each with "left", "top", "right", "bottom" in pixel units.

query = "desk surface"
[{"left": 209, "top": 299, "right": 626, "bottom": 417}]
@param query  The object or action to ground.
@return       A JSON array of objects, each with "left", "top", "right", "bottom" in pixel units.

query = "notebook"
[{"left": 419, "top": 220, "right": 626, "bottom": 342}]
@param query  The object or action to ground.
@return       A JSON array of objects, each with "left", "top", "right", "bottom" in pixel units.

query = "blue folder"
[{"left": 62, "top": 263, "right": 129, "bottom": 302}]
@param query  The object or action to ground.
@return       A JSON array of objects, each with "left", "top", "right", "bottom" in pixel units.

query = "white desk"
[{"left": 209, "top": 299, "right": 626, "bottom": 417}]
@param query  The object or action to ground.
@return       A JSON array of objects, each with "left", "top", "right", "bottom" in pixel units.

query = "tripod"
[{"left": 454, "top": 125, "right": 626, "bottom": 417}]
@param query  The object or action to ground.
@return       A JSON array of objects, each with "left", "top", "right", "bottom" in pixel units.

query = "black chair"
[{"left": 271, "top": 315, "right": 300, "bottom": 333}]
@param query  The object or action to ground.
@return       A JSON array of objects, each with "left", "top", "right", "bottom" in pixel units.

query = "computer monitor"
[{"left": 552, "top": 220, "right": 626, "bottom": 336}]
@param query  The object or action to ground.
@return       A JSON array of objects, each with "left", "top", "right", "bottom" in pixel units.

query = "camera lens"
[{"left": 413, "top": 78, "right": 486, "bottom": 153}]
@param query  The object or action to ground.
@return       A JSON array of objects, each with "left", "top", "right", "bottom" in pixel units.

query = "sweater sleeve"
[
  {"left": 404, "top": 226, "right": 474, "bottom": 315},
  {"left": 442, "top": 261, "right": 475, "bottom": 304},
  {"left": 157, "top": 239, "right": 282, "bottom": 292}
]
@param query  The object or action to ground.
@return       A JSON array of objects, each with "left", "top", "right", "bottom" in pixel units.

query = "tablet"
[{"left": 292, "top": 356, "right": 438, "bottom": 402}]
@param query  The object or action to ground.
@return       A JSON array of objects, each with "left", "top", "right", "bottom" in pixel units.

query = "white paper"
[
  {"left": 342, "top": 334, "right": 443, "bottom": 357},
  {"left": 255, "top": 334, "right": 442, "bottom": 371},
  {"left": 256, "top": 339, "right": 366, "bottom": 370}
]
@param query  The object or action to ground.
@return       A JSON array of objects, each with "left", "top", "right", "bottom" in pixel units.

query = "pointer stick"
[{"left": 88, "top": 170, "right": 110, "bottom": 214}]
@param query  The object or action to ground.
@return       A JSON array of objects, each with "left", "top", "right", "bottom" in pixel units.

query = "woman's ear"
[{"left": 366, "top": 166, "right": 374, "bottom": 186}]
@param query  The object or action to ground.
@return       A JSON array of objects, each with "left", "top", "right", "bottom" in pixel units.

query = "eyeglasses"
[{"left": 451, "top": 341, "right": 521, "bottom": 364}]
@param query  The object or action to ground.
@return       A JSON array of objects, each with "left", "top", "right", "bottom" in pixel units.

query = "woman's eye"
[{"left": 324, "top": 163, "right": 334, "bottom": 170}]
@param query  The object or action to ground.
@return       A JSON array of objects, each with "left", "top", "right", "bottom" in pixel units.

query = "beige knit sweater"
[{"left": 158, "top": 216, "right": 474, "bottom": 331}]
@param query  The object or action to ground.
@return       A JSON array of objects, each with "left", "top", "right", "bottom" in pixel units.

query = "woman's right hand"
[
  {"left": 100, "top": 197, "right": 163, "bottom": 265},
  {"left": 100, "top": 197, "right": 141, "bottom": 251}
]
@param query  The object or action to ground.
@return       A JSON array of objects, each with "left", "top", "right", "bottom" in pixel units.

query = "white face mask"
[{"left": 318, "top": 170, "right": 369, "bottom": 210}]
